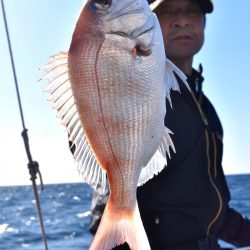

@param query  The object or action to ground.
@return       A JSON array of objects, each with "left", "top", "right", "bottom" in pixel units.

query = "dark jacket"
[{"left": 136, "top": 68, "right": 250, "bottom": 249}]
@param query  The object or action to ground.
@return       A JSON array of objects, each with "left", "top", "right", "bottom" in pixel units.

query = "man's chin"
[{"left": 165, "top": 45, "right": 201, "bottom": 60}]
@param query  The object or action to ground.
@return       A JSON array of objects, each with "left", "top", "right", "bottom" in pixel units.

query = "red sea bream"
[{"left": 40, "top": 0, "right": 188, "bottom": 249}]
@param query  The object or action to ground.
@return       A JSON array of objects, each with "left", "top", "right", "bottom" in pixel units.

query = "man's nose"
[{"left": 171, "top": 13, "right": 191, "bottom": 28}]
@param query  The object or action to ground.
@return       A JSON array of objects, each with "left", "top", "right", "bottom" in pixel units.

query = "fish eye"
[{"left": 91, "top": 0, "right": 112, "bottom": 10}]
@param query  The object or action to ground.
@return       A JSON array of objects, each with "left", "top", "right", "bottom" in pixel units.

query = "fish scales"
[
  {"left": 70, "top": 40, "right": 162, "bottom": 207},
  {"left": 41, "top": 0, "right": 188, "bottom": 249}
]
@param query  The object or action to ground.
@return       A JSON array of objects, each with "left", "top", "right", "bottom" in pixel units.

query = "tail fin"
[{"left": 89, "top": 201, "right": 151, "bottom": 250}]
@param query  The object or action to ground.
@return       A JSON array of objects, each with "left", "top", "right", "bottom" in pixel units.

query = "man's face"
[{"left": 156, "top": 0, "right": 205, "bottom": 61}]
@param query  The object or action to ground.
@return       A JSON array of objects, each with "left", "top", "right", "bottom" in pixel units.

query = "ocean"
[{"left": 0, "top": 174, "right": 250, "bottom": 250}]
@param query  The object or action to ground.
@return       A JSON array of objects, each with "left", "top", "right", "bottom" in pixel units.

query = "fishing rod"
[{"left": 0, "top": 1, "right": 48, "bottom": 249}]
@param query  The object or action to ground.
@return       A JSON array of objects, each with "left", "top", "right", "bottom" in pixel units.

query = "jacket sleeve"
[
  {"left": 88, "top": 184, "right": 109, "bottom": 235},
  {"left": 218, "top": 207, "right": 250, "bottom": 247}
]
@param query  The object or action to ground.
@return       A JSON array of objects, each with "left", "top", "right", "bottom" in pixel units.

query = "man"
[{"left": 87, "top": 0, "right": 250, "bottom": 249}]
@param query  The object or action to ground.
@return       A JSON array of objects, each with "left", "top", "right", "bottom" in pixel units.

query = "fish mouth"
[
  {"left": 133, "top": 21, "right": 154, "bottom": 37},
  {"left": 110, "top": 25, "right": 154, "bottom": 39},
  {"left": 112, "top": 8, "right": 145, "bottom": 20},
  {"left": 110, "top": 11, "right": 154, "bottom": 39}
]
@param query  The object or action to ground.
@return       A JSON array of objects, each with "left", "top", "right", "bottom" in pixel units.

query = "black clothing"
[
  {"left": 218, "top": 207, "right": 250, "bottom": 247},
  {"left": 112, "top": 235, "right": 222, "bottom": 250},
  {"left": 88, "top": 183, "right": 109, "bottom": 235},
  {"left": 77, "top": 68, "right": 250, "bottom": 249},
  {"left": 136, "top": 69, "right": 250, "bottom": 249}
]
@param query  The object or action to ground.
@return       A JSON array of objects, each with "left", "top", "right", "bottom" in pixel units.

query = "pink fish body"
[{"left": 40, "top": 0, "right": 188, "bottom": 249}]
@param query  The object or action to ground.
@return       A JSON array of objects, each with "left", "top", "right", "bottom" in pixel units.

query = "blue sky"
[{"left": 0, "top": 0, "right": 249, "bottom": 186}]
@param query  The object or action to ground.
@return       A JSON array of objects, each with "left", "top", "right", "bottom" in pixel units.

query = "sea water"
[
  {"left": 0, "top": 183, "right": 93, "bottom": 250},
  {"left": 0, "top": 174, "right": 250, "bottom": 250}
]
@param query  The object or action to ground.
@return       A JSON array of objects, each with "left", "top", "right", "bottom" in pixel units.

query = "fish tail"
[{"left": 89, "top": 201, "right": 151, "bottom": 250}]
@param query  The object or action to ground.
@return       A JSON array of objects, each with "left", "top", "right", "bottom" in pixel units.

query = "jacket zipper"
[
  {"left": 190, "top": 90, "right": 223, "bottom": 235},
  {"left": 205, "top": 130, "right": 223, "bottom": 235},
  {"left": 212, "top": 133, "right": 217, "bottom": 178}
]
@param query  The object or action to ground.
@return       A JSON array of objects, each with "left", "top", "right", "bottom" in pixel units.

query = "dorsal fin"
[
  {"left": 39, "top": 52, "right": 107, "bottom": 192},
  {"left": 138, "top": 127, "right": 175, "bottom": 186}
]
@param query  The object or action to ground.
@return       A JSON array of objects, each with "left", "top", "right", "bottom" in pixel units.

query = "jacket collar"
[{"left": 186, "top": 66, "right": 204, "bottom": 102}]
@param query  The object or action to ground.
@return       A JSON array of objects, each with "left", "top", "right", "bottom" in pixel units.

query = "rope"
[{"left": 1, "top": 1, "right": 48, "bottom": 249}]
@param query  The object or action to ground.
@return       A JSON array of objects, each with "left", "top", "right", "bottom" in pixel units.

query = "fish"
[{"left": 40, "top": 0, "right": 188, "bottom": 249}]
